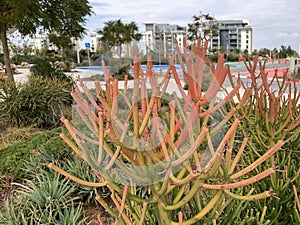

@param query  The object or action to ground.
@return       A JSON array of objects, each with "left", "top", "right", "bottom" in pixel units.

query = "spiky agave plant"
[{"left": 49, "top": 39, "right": 284, "bottom": 224}]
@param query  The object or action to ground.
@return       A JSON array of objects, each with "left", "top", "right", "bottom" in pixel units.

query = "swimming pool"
[{"left": 78, "top": 65, "right": 182, "bottom": 73}]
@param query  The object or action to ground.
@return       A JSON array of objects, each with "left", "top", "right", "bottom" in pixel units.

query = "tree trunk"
[{"left": 0, "top": 22, "right": 14, "bottom": 82}]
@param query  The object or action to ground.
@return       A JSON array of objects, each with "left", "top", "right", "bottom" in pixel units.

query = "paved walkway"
[
  {"left": 12, "top": 66, "right": 299, "bottom": 105},
  {"left": 13, "top": 67, "right": 101, "bottom": 83}
]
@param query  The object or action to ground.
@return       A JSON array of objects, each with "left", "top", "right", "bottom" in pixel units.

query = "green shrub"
[
  {"left": 209, "top": 53, "right": 219, "bottom": 62},
  {"left": 226, "top": 53, "right": 239, "bottom": 62},
  {"left": 64, "top": 157, "right": 110, "bottom": 203},
  {"left": 0, "top": 173, "right": 86, "bottom": 225},
  {"left": 0, "top": 77, "right": 71, "bottom": 127},
  {"left": 0, "top": 125, "right": 110, "bottom": 224},
  {"left": 0, "top": 127, "right": 41, "bottom": 149},
  {"left": 11, "top": 54, "right": 27, "bottom": 65},
  {"left": 0, "top": 125, "right": 109, "bottom": 207},
  {"left": 79, "top": 59, "right": 89, "bottom": 66},
  {"left": 223, "top": 58, "right": 300, "bottom": 224},
  {"left": 30, "top": 58, "right": 74, "bottom": 89},
  {"left": 112, "top": 64, "right": 133, "bottom": 80},
  {"left": 0, "top": 127, "right": 71, "bottom": 178}
]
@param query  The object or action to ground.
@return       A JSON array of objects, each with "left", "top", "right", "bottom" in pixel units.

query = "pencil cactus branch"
[{"left": 46, "top": 39, "right": 291, "bottom": 224}]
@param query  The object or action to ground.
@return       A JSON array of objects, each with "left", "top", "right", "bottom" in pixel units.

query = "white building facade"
[
  {"left": 33, "top": 32, "right": 57, "bottom": 53},
  {"left": 211, "top": 19, "right": 253, "bottom": 54},
  {"left": 142, "top": 23, "right": 187, "bottom": 56},
  {"left": 89, "top": 29, "right": 102, "bottom": 52}
]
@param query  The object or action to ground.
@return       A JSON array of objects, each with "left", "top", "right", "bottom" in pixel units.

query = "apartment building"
[
  {"left": 89, "top": 29, "right": 102, "bottom": 52},
  {"left": 210, "top": 19, "right": 253, "bottom": 54},
  {"left": 33, "top": 33, "right": 56, "bottom": 52},
  {"left": 142, "top": 23, "right": 186, "bottom": 56}
]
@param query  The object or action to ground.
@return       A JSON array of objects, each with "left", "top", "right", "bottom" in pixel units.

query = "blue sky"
[{"left": 83, "top": 0, "right": 300, "bottom": 52}]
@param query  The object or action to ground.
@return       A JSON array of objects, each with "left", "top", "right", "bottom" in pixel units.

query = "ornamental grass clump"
[{"left": 49, "top": 38, "right": 286, "bottom": 224}]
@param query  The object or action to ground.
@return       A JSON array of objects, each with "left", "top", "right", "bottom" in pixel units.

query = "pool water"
[{"left": 78, "top": 65, "right": 182, "bottom": 73}]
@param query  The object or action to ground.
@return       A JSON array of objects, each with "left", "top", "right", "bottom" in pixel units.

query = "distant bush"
[
  {"left": 11, "top": 54, "right": 27, "bottom": 65},
  {"left": 226, "top": 53, "right": 239, "bottom": 62},
  {"left": 0, "top": 76, "right": 71, "bottom": 127},
  {"left": 30, "top": 58, "right": 74, "bottom": 88},
  {"left": 79, "top": 59, "right": 89, "bottom": 66},
  {"left": 112, "top": 64, "right": 133, "bottom": 80},
  {"left": 209, "top": 53, "right": 219, "bottom": 62}
]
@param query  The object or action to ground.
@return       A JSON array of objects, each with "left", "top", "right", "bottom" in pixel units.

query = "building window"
[
  {"left": 246, "top": 45, "right": 249, "bottom": 49},
  {"left": 246, "top": 35, "right": 249, "bottom": 39},
  {"left": 246, "top": 40, "right": 249, "bottom": 44},
  {"left": 179, "top": 38, "right": 181, "bottom": 41}
]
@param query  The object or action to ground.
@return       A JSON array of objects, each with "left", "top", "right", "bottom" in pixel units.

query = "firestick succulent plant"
[
  {"left": 223, "top": 56, "right": 300, "bottom": 224},
  {"left": 49, "top": 38, "right": 287, "bottom": 224}
]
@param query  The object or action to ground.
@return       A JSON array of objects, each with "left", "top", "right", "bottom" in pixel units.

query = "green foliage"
[
  {"left": 209, "top": 53, "right": 219, "bottom": 62},
  {"left": 226, "top": 53, "right": 239, "bottom": 62},
  {"left": 0, "top": 127, "right": 41, "bottom": 149},
  {"left": 11, "top": 54, "right": 27, "bottom": 65},
  {"left": 112, "top": 64, "right": 133, "bottom": 80},
  {"left": 187, "top": 11, "right": 219, "bottom": 43},
  {"left": 0, "top": 0, "right": 92, "bottom": 42},
  {"left": 0, "top": 79, "right": 21, "bottom": 125},
  {"left": 30, "top": 57, "right": 74, "bottom": 83},
  {"left": 0, "top": 76, "right": 71, "bottom": 127},
  {"left": 48, "top": 34, "right": 74, "bottom": 54},
  {"left": 0, "top": 124, "right": 112, "bottom": 224},
  {"left": 98, "top": 19, "right": 142, "bottom": 57},
  {"left": 0, "top": 125, "right": 110, "bottom": 213},
  {"left": 0, "top": 173, "right": 86, "bottom": 225},
  {"left": 279, "top": 45, "right": 298, "bottom": 58},
  {"left": 64, "top": 157, "right": 111, "bottom": 203},
  {"left": 0, "top": 127, "right": 70, "bottom": 178},
  {"left": 30, "top": 59, "right": 58, "bottom": 76},
  {"left": 0, "top": 0, "right": 92, "bottom": 81},
  {"left": 224, "top": 59, "right": 300, "bottom": 224}
]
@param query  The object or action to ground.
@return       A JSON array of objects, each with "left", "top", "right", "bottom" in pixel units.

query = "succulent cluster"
[{"left": 49, "top": 38, "right": 299, "bottom": 224}]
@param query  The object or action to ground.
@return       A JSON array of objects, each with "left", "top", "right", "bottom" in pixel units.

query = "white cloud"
[
  {"left": 84, "top": 0, "right": 300, "bottom": 50},
  {"left": 278, "top": 33, "right": 289, "bottom": 37}
]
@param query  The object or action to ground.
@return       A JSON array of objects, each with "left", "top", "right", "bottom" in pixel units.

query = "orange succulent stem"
[
  {"left": 138, "top": 202, "right": 148, "bottom": 225},
  {"left": 204, "top": 168, "right": 275, "bottom": 190},
  {"left": 230, "top": 140, "right": 284, "bottom": 179},
  {"left": 48, "top": 163, "right": 106, "bottom": 187}
]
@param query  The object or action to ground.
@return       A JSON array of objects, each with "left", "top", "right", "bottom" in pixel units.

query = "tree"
[
  {"left": 187, "top": 12, "right": 219, "bottom": 44},
  {"left": 278, "top": 45, "right": 298, "bottom": 58},
  {"left": 98, "top": 19, "right": 142, "bottom": 58},
  {"left": 0, "top": 0, "right": 92, "bottom": 82},
  {"left": 286, "top": 45, "right": 298, "bottom": 57},
  {"left": 258, "top": 48, "right": 271, "bottom": 58},
  {"left": 271, "top": 48, "right": 279, "bottom": 59},
  {"left": 48, "top": 34, "right": 74, "bottom": 56}
]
